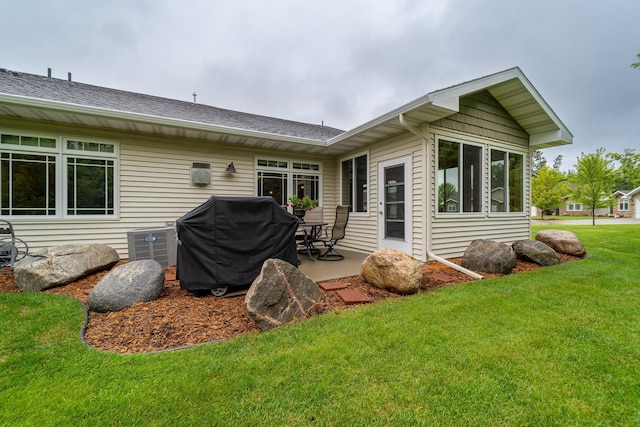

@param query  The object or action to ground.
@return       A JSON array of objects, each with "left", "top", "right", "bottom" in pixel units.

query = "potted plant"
[{"left": 288, "top": 195, "right": 318, "bottom": 219}]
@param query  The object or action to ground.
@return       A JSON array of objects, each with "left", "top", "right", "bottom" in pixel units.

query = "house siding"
[
  {"left": 1, "top": 118, "right": 334, "bottom": 257},
  {"left": 427, "top": 90, "right": 532, "bottom": 259},
  {"left": 336, "top": 132, "right": 425, "bottom": 259}
]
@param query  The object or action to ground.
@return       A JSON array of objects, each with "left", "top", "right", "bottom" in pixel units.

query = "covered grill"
[{"left": 176, "top": 196, "right": 299, "bottom": 293}]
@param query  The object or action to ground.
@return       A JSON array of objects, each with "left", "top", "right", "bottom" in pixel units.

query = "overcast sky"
[{"left": 2, "top": 0, "right": 639, "bottom": 170}]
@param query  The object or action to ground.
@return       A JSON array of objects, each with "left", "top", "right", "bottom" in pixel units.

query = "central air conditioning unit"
[{"left": 126, "top": 226, "right": 177, "bottom": 267}]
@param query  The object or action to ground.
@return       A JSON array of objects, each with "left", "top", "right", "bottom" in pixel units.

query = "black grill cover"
[{"left": 176, "top": 196, "right": 299, "bottom": 290}]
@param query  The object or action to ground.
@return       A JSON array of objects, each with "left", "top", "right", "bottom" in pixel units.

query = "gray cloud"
[{"left": 3, "top": 0, "right": 639, "bottom": 169}]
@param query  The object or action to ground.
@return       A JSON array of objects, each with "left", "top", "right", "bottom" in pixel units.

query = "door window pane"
[
  {"left": 257, "top": 171, "right": 288, "bottom": 205},
  {"left": 384, "top": 165, "right": 405, "bottom": 239}
]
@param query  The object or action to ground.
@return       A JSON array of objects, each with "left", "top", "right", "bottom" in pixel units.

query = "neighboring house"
[
  {"left": 557, "top": 197, "right": 609, "bottom": 217},
  {"left": 612, "top": 188, "right": 640, "bottom": 218},
  {"left": 0, "top": 67, "right": 572, "bottom": 261}
]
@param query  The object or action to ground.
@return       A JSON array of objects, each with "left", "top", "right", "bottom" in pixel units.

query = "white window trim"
[
  {"left": 619, "top": 199, "right": 629, "bottom": 211},
  {"left": 488, "top": 148, "right": 527, "bottom": 217},
  {"left": 339, "top": 150, "right": 369, "bottom": 216},
  {"left": 0, "top": 129, "right": 119, "bottom": 220}
]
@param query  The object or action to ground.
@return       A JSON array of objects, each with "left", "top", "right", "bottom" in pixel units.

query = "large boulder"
[
  {"left": 14, "top": 244, "right": 120, "bottom": 292},
  {"left": 512, "top": 240, "right": 560, "bottom": 266},
  {"left": 245, "top": 258, "right": 322, "bottom": 331},
  {"left": 88, "top": 260, "right": 165, "bottom": 312},
  {"left": 535, "top": 229, "right": 586, "bottom": 257},
  {"left": 461, "top": 240, "right": 517, "bottom": 275},
  {"left": 361, "top": 248, "right": 422, "bottom": 294}
]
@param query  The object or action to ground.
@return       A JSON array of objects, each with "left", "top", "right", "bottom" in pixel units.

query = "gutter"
[{"left": 398, "top": 113, "right": 483, "bottom": 280}]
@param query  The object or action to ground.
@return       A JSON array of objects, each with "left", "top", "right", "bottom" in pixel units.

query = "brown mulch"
[{"left": 0, "top": 255, "right": 579, "bottom": 354}]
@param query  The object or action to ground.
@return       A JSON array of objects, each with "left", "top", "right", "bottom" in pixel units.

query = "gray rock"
[
  {"left": 245, "top": 258, "right": 322, "bottom": 331},
  {"left": 535, "top": 229, "right": 586, "bottom": 257},
  {"left": 88, "top": 260, "right": 165, "bottom": 312},
  {"left": 512, "top": 240, "right": 560, "bottom": 266},
  {"left": 361, "top": 248, "right": 422, "bottom": 294},
  {"left": 461, "top": 240, "right": 517, "bottom": 275},
  {"left": 14, "top": 244, "right": 119, "bottom": 292}
]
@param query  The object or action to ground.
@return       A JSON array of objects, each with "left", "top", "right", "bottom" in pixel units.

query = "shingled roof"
[{"left": 0, "top": 68, "right": 344, "bottom": 141}]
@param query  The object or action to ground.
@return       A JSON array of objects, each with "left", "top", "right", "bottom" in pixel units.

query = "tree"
[
  {"left": 552, "top": 154, "right": 563, "bottom": 171},
  {"left": 531, "top": 150, "right": 547, "bottom": 176},
  {"left": 607, "top": 149, "right": 640, "bottom": 190},
  {"left": 632, "top": 53, "right": 640, "bottom": 69},
  {"left": 571, "top": 148, "right": 616, "bottom": 225},
  {"left": 531, "top": 166, "right": 567, "bottom": 219}
]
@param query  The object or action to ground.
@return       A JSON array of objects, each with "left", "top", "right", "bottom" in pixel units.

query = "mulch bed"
[{"left": 0, "top": 255, "right": 578, "bottom": 354}]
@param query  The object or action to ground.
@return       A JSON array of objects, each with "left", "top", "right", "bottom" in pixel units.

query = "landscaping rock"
[
  {"left": 88, "top": 260, "right": 165, "bottom": 312},
  {"left": 361, "top": 248, "right": 422, "bottom": 294},
  {"left": 461, "top": 240, "right": 516, "bottom": 275},
  {"left": 245, "top": 258, "right": 322, "bottom": 331},
  {"left": 535, "top": 229, "right": 586, "bottom": 257},
  {"left": 14, "top": 244, "right": 120, "bottom": 292},
  {"left": 512, "top": 240, "right": 560, "bottom": 266}
]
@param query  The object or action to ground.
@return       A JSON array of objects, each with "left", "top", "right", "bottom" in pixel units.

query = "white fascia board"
[
  {"left": 0, "top": 93, "right": 328, "bottom": 147},
  {"left": 327, "top": 92, "right": 459, "bottom": 146},
  {"left": 530, "top": 128, "right": 573, "bottom": 148}
]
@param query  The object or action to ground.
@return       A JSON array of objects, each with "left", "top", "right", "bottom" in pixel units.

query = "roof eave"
[{"left": 0, "top": 93, "right": 329, "bottom": 148}]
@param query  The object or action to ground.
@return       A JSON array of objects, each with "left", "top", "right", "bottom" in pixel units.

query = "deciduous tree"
[
  {"left": 532, "top": 166, "right": 566, "bottom": 219},
  {"left": 571, "top": 148, "right": 616, "bottom": 225}
]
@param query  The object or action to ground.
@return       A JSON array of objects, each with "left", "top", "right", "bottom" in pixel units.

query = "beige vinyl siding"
[
  {"left": 3, "top": 119, "right": 333, "bottom": 257},
  {"left": 432, "top": 90, "right": 528, "bottom": 147},
  {"left": 430, "top": 217, "right": 531, "bottom": 259},
  {"left": 338, "top": 131, "right": 424, "bottom": 258},
  {"left": 427, "top": 91, "right": 532, "bottom": 259}
]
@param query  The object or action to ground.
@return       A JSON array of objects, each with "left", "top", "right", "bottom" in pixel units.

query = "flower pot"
[{"left": 293, "top": 209, "right": 306, "bottom": 219}]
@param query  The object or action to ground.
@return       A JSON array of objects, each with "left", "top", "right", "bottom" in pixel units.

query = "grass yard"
[{"left": 1, "top": 225, "right": 639, "bottom": 426}]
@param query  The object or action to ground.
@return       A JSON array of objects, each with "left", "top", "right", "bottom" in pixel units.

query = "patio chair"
[{"left": 317, "top": 205, "right": 350, "bottom": 261}]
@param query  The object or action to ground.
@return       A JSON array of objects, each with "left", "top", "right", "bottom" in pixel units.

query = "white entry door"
[{"left": 378, "top": 156, "right": 412, "bottom": 253}]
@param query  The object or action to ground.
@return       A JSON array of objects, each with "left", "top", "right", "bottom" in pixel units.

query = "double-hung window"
[
  {"left": 437, "top": 139, "right": 482, "bottom": 213},
  {"left": 490, "top": 149, "right": 524, "bottom": 213},
  {"left": 340, "top": 153, "right": 368, "bottom": 213},
  {"left": 619, "top": 199, "right": 629, "bottom": 211},
  {"left": 0, "top": 131, "right": 118, "bottom": 218},
  {"left": 567, "top": 202, "right": 582, "bottom": 211}
]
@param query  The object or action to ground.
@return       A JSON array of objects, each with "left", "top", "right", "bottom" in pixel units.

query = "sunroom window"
[
  {"left": 490, "top": 149, "right": 524, "bottom": 213},
  {"left": 437, "top": 139, "right": 482, "bottom": 213}
]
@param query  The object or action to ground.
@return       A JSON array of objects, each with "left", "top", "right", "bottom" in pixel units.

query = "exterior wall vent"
[
  {"left": 191, "top": 162, "right": 211, "bottom": 186},
  {"left": 126, "top": 226, "right": 177, "bottom": 266}
]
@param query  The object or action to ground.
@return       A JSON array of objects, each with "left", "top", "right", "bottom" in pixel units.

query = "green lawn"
[{"left": 2, "top": 225, "right": 639, "bottom": 426}]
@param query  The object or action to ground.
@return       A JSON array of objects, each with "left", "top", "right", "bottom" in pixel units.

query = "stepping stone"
[
  {"left": 335, "top": 289, "right": 371, "bottom": 305},
  {"left": 319, "top": 281, "right": 348, "bottom": 291},
  {"left": 431, "top": 273, "right": 456, "bottom": 283}
]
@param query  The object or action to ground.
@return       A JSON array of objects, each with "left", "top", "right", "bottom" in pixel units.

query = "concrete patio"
[{"left": 297, "top": 248, "right": 369, "bottom": 282}]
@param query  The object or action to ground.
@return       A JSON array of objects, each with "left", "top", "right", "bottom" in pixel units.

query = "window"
[
  {"left": 0, "top": 131, "right": 118, "bottom": 218},
  {"left": 340, "top": 153, "right": 368, "bottom": 212},
  {"left": 619, "top": 199, "right": 629, "bottom": 211},
  {"left": 255, "top": 158, "right": 321, "bottom": 206},
  {"left": 490, "top": 149, "right": 524, "bottom": 213},
  {"left": 437, "top": 139, "right": 482, "bottom": 213},
  {"left": 567, "top": 202, "right": 583, "bottom": 211}
]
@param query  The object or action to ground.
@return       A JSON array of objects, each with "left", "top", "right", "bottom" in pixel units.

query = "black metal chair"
[
  {"left": 0, "top": 220, "right": 28, "bottom": 271},
  {"left": 317, "top": 205, "right": 350, "bottom": 261}
]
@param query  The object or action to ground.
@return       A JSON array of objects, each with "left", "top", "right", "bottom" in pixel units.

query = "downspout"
[{"left": 398, "top": 113, "right": 483, "bottom": 280}]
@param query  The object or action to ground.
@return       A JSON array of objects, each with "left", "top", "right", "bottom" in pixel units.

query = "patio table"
[{"left": 297, "top": 221, "right": 327, "bottom": 260}]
